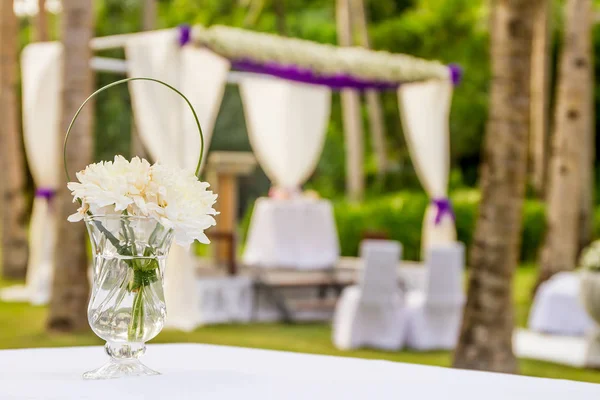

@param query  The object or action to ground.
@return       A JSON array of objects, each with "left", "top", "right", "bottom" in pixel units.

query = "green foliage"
[
  {"left": 334, "top": 192, "right": 427, "bottom": 260},
  {"left": 240, "top": 189, "right": 547, "bottom": 263},
  {"left": 331, "top": 189, "right": 546, "bottom": 262}
]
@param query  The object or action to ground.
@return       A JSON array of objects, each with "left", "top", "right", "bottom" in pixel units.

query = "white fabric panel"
[
  {"left": 1, "top": 43, "right": 62, "bottom": 305},
  {"left": 126, "top": 30, "right": 231, "bottom": 331},
  {"left": 405, "top": 243, "right": 465, "bottom": 350},
  {"left": 398, "top": 79, "right": 456, "bottom": 252},
  {"left": 242, "top": 198, "right": 340, "bottom": 269},
  {"left": 125, "top": 30, "right": 230, "bottom": 168},
  {"left": 239, "top": 76, "right": 331, "bottom": 190},
  {"left": 333, "top": 240, "right": 406, "bottom": 350},
  {"left": 529, "top": 272, "right": 594, "bottom": 336},
  {"left": 2, "top": 344, "right": 600, "bottom": 399}
]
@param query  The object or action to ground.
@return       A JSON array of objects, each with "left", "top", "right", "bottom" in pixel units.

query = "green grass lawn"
[{"left": 1, "top": 266, "right": 599, "bottom": 384}]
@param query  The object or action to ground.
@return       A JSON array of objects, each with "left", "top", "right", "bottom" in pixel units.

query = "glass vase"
[{"left": 83, "top": 215, "right": 174, "bottom": 380}]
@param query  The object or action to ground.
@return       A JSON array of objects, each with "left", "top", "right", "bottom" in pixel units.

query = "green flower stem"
[{"left": 128, "top": 284, "right": 145, "bottom": 342}]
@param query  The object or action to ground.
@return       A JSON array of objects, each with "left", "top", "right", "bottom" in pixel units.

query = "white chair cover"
[
  {"left": 126, "top": 30, "right": 231, "bottom": 331},
  {"left": 405, "top": 242, "right": 465, "bottom": 350},
  {"left": 1, "top": 43, "right": 62, "bottom": 305},
  {"left": 333, "top": 240, "right": 406, "bottom": 350},
  {"left": 398, "top": 79, "right": 456, "bottom": 254},
  {"left": 197, "top": 277, "right": 254, "bottom": 325},
  {"left": 239, "top": 76, "right": 331, "bottom": 191},
  {"left": 529, "top": 272, "right": 593, "bottom": 336}
]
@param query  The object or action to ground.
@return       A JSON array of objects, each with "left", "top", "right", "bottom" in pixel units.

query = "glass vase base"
[{"left": 83, "top": 359, "right": 160, "bottom": 380}]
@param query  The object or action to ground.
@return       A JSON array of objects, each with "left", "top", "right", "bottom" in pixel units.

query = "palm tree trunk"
[
  {"left": 453, "top": 0, "right": 539, "bottom": 373},
  {"left": 47, "top": 0, "right": 94, "bottom": 332},
  {"left": 529, "top": 0, "right": 550, "bottom": 197},
  {"left": 0, "top": 0, "right": 29, "bottom": 279},
  {"left": 33, "top": 0, "right": 49, "bottom": 41},
  {"left": 274, "top": 0, "right": 287, "bottom": 36},
  {"left": 349, "top": 0, "right": 387, "bottom": 180},
  {"left": 243, "top": 0, "right": 265, "bottom": 28},
  {"left": 142, "top": 0, "right": 156, "bottom": 31},
  {"left": 336, "top": 0, "right": 364, "bottom": 201},
  {"left": 578, "top": 12, "right": 595, "bottom": 253},
  {"left": 538, "top": 0, "right": 593, "bottom": 286}
]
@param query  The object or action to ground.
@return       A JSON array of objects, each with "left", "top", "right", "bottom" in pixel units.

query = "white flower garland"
[{"left": 192, "top": 25, "right": 450, "bottom": 83}]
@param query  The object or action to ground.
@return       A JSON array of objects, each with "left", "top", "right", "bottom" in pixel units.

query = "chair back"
[
  {"left": 423, "top": 242, "right": 465, "bottom": 306},
  {"left": 358, "top": 240, "right": 402, "bottom": 303}
]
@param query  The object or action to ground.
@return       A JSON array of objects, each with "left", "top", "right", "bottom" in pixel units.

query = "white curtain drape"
[
  {"left": 126, "top": 30, "right": 231, "bottom": 331},
  {"left": 1, "top": 43, "right": 62, "bottom": 305},
  {"left": 398, "top": 79, "right": 456, "bottom": 254},
  {"left": 239, "top": 76, "right": 331, "bottom": 191}
]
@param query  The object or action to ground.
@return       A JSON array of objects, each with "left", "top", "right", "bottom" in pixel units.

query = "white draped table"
[
  {"left": 0, "top": 344, "right": 598, "bottom": 399},
  {"left": 243, "top": 198, "right": 340, "bottom": 269}
]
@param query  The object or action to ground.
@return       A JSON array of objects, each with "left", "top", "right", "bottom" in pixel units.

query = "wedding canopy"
[
  {"left": 11, "top": 24, "right": 459, "bottom": 330},
  {"left": 187, "top": 24, "right": 458, "bottom": 245}
]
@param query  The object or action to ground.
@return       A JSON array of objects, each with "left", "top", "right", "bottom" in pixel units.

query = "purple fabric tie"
[
  {"left": 432, "top": 198, "right": 455, "bottom": 225},
  {"left": 35, "top": 188, "right": 56, "bottom": 202},
  {"left": 448, "top": 64, "right": 462, "bottom": 86},
  {"left": 178, "top": 24, "right": 192, "bottom": 47}
]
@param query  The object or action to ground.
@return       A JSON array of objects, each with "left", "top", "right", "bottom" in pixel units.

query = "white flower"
[
  {"left": 67, "top": 202, "right": 89, "bottom": 222},
  {"left": 147, "top": 163, "right": 218, "bottom": 247},
  {"left": 68, "top": 155, "right": 152, "bottom": 214},
  {"left": 67, "top": 155, "right": 218, "bottom": 247}
]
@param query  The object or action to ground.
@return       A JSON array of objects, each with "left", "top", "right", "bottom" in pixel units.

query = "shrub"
[
  {"left": 239, "top": 190, "right": 573, "bottom": 264},
  {"left": 332, "top": 189, "right": 547, "bottom": 263}
]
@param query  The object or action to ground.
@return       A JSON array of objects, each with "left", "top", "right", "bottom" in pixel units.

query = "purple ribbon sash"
[
  {"left": 231, "top": 59, "right": 400, "bottom": 91},
  {"left": 35, "top": 188, "right": 56, "bottom": 202},
  {"left": 178, "top": 24, "right": 192, "bottom": 46},
  {"left": 432, "top": 198, "right": 455, "bottom": 225}
]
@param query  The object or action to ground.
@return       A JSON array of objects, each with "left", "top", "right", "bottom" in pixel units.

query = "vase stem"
[
  {"left": 106, "top": 341, "right": 146, "bottom": 360},
  {"left": 83, "top": 342, "right": 159, "bottom": 380}
]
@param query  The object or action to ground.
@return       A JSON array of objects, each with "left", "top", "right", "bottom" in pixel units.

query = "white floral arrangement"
[
  {"left": 192, "top": 25, "right": 449, "bottom": 83},
  {"left": 67, "top": 155, "right": 217, "bottom": 247},
  {"left": 63, "top": 77, "right": 217, "bottom": 347},
  {"left": 580, "top": 240, "right": 600, "bottom": 272}
]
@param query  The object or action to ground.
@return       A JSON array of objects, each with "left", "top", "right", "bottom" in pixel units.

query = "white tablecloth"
[
  {"left": 243, "top": 198, "right": 340, "bottom": 269},
  {"left": 0, "top": 344, "right": 598, "bottom": 399}
]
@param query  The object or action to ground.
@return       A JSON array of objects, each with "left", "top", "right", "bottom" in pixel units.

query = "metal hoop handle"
[{"left": 63, "top": 77, "right": 205, "bottom": 181}]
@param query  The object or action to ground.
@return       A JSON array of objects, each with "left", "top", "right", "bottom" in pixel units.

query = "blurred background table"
[{"left": 243, "top": 198, "right": 340, "bottom": 270}]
